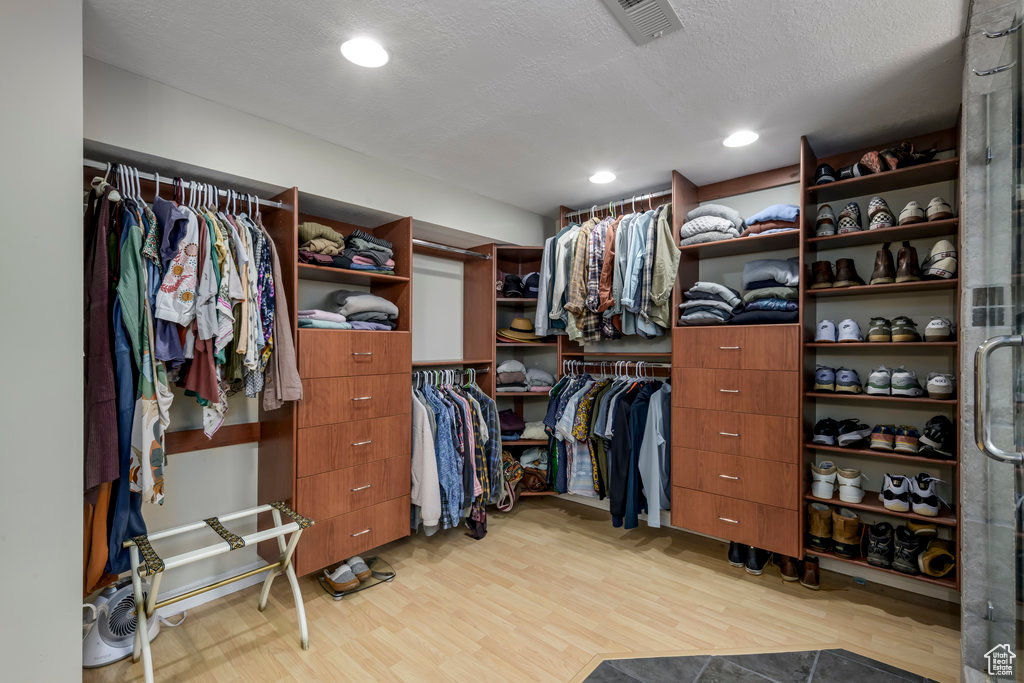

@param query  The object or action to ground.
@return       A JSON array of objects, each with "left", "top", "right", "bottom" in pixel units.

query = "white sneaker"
[
  {"left": 837, "top": 319, "right": 863, "bottom": 342},
  {"left": 815, "top": 319, "right": 837, "bottom": 343},
  {"left": 924, "top": 316, "right": 953, "bottom": 341},
  {"left": 865, "top": 365, "right": 892, "bottom": 395},
  {"left": 811, "top": 461, "right": 837, "bottom": 499},
  {"left": 837, "top": 466, "right": 865, "bottom": 504},
  {"left": 926, "top": 372, "right": 956, "bottom": 400},
  {"left": 898, "top": 201, "right": 925, "bottom": 225},
  {"left": 880, "top": 473, "right": 911, "bottom": 512},
  {"left": 926, "top": 197, "right": 954, "bottom": 221},
  {"left": 890, "top": 366, "right": 924, "bottom": 397},
  {"left": 909, "top": 473, "right": 944, "bottom": 517},
  {"left": 922, "top": 239, "right": 957, "bottom": 279}
]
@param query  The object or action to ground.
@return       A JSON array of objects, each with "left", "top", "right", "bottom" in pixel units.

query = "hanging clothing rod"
[
  {"left": 564, "top": 359, "right": 672, "bottom": 369},
  {"left": 83, "top": 158, "right": 285, "bottom": 209},
  {"left": 563, "top": 188, "right": 672, "bottom": 220},
  {"left": 412, "top": 366, "right": 490, "bottom": 374},
  {"left": 412, "top": 238, "right": 490, "bottom": 260}
]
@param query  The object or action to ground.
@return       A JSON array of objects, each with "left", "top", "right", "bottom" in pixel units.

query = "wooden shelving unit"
[
  {"left": 804, "top": 548, "right": 957, "bottom": 589},
  {"left": 807, "top": 218, "right": 959, "bottom": 248},
  {"left": 807, "top": 157, "right": 959, "bottom": 202},
  {"left": 805, "top": 443, "right": 958, "bottom": 467},
  {"left": 676, "top": 230, "right": 800, "bottom": 258},
  {"left": 803, "top": 491, "right": 957, "bottom": 526},
  {"left": 805, "top": 341, "right": 957, "bottom": 348},
  {"left": 296, "top": 263, "right": 408, "bottom": 285},
  {"left": 496, "top": 297, "right": 538, "bottom": 304},
  {"left": 807, "top": 279, "right": 957, "bottom": 297},
  {"left": 805, "top": 392, "right": 957, "bottom": 405},
  {"left": 412, "top": 358, "right": 492, "bottom": 367}
]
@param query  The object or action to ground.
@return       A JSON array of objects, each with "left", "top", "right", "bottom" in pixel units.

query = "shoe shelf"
[
  {"left": 807, "top": 279, "right": 958, "bottom": 297},
  {"left": 803, "top": 548, "right": 957, "bottom": 589},
  {"left": 804, "top": 341, "right": 957, "bottom": 348},
  {"left": 804, "top": 443, "right": 957, "bottom": 467},
  {"left": 677, "top": 230, "right": 800, "bottom": 258},
  {"left": 807, "top": 158, "right": 959, "bottom": 203},
  {"left": 297, "top": 263, "right": 410, "bottom": 285},
  {"left": 805, "top": 392, "right": 957, "bottom": 405},
  {"left": 803, "top": 491, "right": 957, "bottom": 526},
  {"left": 807, "top": 218, "right": 958, "bottom": 249}
]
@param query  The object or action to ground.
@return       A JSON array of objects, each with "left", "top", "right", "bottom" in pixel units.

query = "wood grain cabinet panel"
[
  {"left": 297, "top": 457, "right": 410, "bottom": 521},
  {"left": 671, "top": 448, "right": 798, "bottom": 509},
  {"left": 670, "top": 487, "right": 799, "bottom": 557},
  {"left": 296, "top": 414, "right": 410, "bottom": 477},
  {"left": 298, "top": 374, "right": 411, "bottom": 428},
  {"left": 671, "top": 368, "right": 799, "bottom": 417},
  {"left": 672, "top": 325, "right": 800, "bottom": 371},
  {"left": 298, "top": 330, "right": 411, "bottom": 378},
  {"left": 294, "top": 496, "right": 410, "bottom": 576},
  {"left": 671, "top": 408, "right": 800, "bottom": 463}
]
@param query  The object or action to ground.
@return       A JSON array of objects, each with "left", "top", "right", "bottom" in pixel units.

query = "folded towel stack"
[
  {"left": 331, "top": 289, "right": 399, "bottom": 330},
  {"left": 678, "top": 281, "right": 744, "bottom": 325},
  {"left": 741, "top": 204, "right": 800, "bottom": 237},
  {"left": 730, "top": 257, "right": 800, "bottom": 324}
]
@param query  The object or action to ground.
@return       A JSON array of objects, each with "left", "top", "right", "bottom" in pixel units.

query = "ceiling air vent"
[{"left": 600, "top": 0, "right": 682, "bottom": 45}]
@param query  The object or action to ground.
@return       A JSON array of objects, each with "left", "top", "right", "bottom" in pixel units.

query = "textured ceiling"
[{"left": 83, "top": 0, "right": 967, "bottom": 215}]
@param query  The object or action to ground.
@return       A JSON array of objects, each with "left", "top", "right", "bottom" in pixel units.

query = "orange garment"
[
  {"left": 597, "top": 217, "right": 621, "bottom": 312},
  {"left": 739, "top": 220, "right": 798, "bottom": 237},
  {"left": 83, "top": 483, "right": 118, "bottom": 596}
]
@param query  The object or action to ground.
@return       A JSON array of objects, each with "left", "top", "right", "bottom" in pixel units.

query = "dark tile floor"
[{"left": 584, "top": 649, "right": 938, "bottom": 682}]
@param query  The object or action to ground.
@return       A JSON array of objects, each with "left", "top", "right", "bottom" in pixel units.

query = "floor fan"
[{"left": 83, "top": 579, "right": 160, "bottom": 668}]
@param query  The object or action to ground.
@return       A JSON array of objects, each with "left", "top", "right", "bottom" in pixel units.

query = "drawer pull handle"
[
  {"left": 719, "top": 346, "right": 741, "bottom": 350},
  {"left": 718, "top": 474, "right": 740, "bottom": 480},
  {"left": 351, "top": 484, "right": 372, "bottom": 492},
  {"left": 352, "top": 352, "right": 373, "bottom": 356},
  {"left": 718, "top": 516, "right": 740, "bottom": 524},
  {"left": 718, "top": 432, "right": 740, "bottom": 437},
  {"left": 351, "top": 396, "right": 373, "bottom": 401},
  {"left": 351, "top": 440, "right": 373, "bottom": 446},
  {"left": 719, "top": 389, "right": 740, "bottom": 393},
  {"left": 351, "top": 528, "right": 371, "bottom": 537}
]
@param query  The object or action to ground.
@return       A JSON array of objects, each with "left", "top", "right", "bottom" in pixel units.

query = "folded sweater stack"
[
  {"left": 496, "top": 359, "right": 528, "bottom": 391},
  {"left": 678, "top": 204, "right": 745, "bottom": 246},
  {"left": 730, "top": 258, "right": 799, "bottom": 325},
  {"left": 499, "top": 409, "right": 526, "bottom": 439},
  {"left": 298, "top": 221, "right": 345, "bottom": 256},
  {"left": 741, "top": 204, "right": 800, "bottom": 237},
  {"left": 678, "top": 281, "right": 744, "bottom": 325},
  {"left": 331, "top": 289, "right": 399, "bottom": 330},
  {"left": 336, "top": 229, "right": 395, "bottom": 274},
  {"left": 298, "top": 309, "right": 351, "bottom": 330}
]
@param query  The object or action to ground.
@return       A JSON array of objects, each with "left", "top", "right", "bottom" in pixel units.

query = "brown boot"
[
  {"left": 833, "top": 258, "right": 865, "bottom": 287},
  {"left": 832, "top": 508, "right": 862, "bottom": 559},
  {"left": 810, "top": 261, "right": 835, "bottom": 289},
  {"left": 799, "top": 555, "right": 820, "bottom": 590},
  {"left": 869, "top": 242, "right": 896, "bottom": 285},
  {"left": 807, "top": 502, "right": 832, "bottom": 552},
  {"left": 895, "top": 241, "right": 922, "bottom": 283},
  {"left": 776, "top": 555, "right": 800, "bottom": 581}
]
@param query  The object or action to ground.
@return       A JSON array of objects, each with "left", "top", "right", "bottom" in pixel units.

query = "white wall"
[{"left": 0, "top": 1, "right": 82, "bottom": 679}]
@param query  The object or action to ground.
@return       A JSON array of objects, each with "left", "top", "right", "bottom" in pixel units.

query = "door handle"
[
  {"left": 351, "top": 396, "right": 373, "bottom": 401},
  {"left": 351, "top": 528, "right": 371, "bottom": 537},
  {"left": 974, "top": 335, "right": 1024, "bottom": 464},
  {"left": 350, "top": 484, "right": 372, "bottom": 492},
  {"left": 974, "top": 60, "right": 1016, "bottom": 76},
  {"left": 351, "top": 440, "right": 373, "bottom": 446},
  {"left": 352, "top": 351, "right": 373, "bottom": 356},
  {"left": 718, "top": 474, "right": 740, "bottom": 480},
  {"left": 718, "top": 517, "right": 740, "bottom": 524},
  {"left": 983, "top": 20, "right": 1022, "bottom": 38},
  {"left": 719, "top": 346, "right": 741, "bottom": 350},
  {"left": 718, "top": 432, "right": 740, "bottom": 437},
  {"left": 719, "top": 389, "right": 740, "bottom": 393}
]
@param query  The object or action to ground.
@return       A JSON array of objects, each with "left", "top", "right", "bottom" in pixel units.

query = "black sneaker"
[
  {"left": 745, "top": 546, "right": 770, "bottom": 575},
  {"left": 866, "top": 522, "right": 894, "bottom": 568},
  {"left": 919, "top": 415, "right": 954, "bottom": 459},
  {"left": 892, "top": 525, "right": 923, "bottom": 575},
  {"left": 837, "top": 419, "right": 872, "bottom": 447},
  {"left": 812, "top": 418, "right": 840, "bottom": 446},
  {"left": 728, "top": 541, "right": 746, "bottom": 568},
  {"left": 815, "top": 163, "right": 837, "bottom": 185}
]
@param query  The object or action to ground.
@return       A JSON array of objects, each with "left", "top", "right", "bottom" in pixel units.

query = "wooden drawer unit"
[
  {"left": 297, "top": 456, "right": 410, "bottom": 522},
  {"left": 671, "top": 368, "right": 799, "bottom": 417},
  {"left": 296, "top": 413, "right": 410, "bottom": 477},
  {"left": 298, "top": 374, "right": 411, "bottom": 428},
  {"left": 671, "top": 448, "right": 798, "bottom": 509},
  {"left": 295, "top": 496, "right": 410, "bottom": 576},
  {"left": 672, "top": 325, "right": 799, "bottom": 371},
  {"left": 298, "top": 329, "right": 411, "bottom": 378},
  {"left": 671, "top": 408, "right": 799, "bottom": 463},
  {"left": 671, "top": 488, "right": 799, "bottom": 557}
]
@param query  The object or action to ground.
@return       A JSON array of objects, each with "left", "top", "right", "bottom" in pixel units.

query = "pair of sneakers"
[
  {"left": 880, "top": 473, "right": 946, "bottom": 517},
  {"left": 869, "top": 424, "right": 921, "bottom": 453},
  {"left": 865, "top": 365, "right": 929, "bottom": 397},
  {"left": 814, "top": 366, "right": 862, "bottom": 393},
  {"left": 323, "top": 556, "right": 373, "bottom": 592},
  {"left": 811, "top": 460, "right": 866, "bottom": 503},
  {"left": 897, "top": 197, "right": 955, "bottom": 224},
  {"left": 812, "top": 417, "right": 871, "bottom": 447},
  {"left": 815, "top": 319, "right": 862, "bottom": 342}
]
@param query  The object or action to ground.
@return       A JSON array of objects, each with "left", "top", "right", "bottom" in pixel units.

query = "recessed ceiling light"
[
  {"left": 723, "top": 130, "right": 759, "bottom": 147},
  {"left": 589, "top": 171, "right": 616, "bottom": 184},
  {"left": 340, "top": 37, "right": 389, "bottom": 68}
]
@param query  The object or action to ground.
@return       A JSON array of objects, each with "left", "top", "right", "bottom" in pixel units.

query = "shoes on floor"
[
  {"left": 924, "top": 316, "right": 954, "bottom": 341},
  {"left": 866, "top": 365, "right": 892, "bottom": 395},
  {"left": 745, "top": 546, "right": 770, "bottom": 575},
  {"left": 810, "top": 261, "right": 836, "bottom": 289},
  {"left": 894, "top": 425, "right": 920, "bottom": 454},
  {"left": 837, "top": 466, "right": 865, "bottom": 503},
  {"left": 812, "top": 418, "right": 840, "bottom": 446},
  {"left": 835, "top": 367, "right": 863, "bottom": 394},
  {"left": 815, "top": 164, "right": 837, "bottom": 185},
  {"left": 923, "top": 239, "right": 957, "bottom": 279},
  {"left": 775, "top": 555, "right": 800, "bottom": 582},
  {"left": 814, "top": 365, "right": 836, "bottom": 392},
  {"left": 870, "top": 243, "right": 896, "bottom": 285},
  {"left": 837, "top": 202, "right": 863, "bottom": 234},
  {"left": 919, "top": 415, "right": 955, "bottom": 459},
  {"left": 867, "top": 316, "right": 892, "bottom": 342},
  {"left": 807, "top": 503, "right": 833, "bottom": 552},
  {"left": 891, "top": 366, "right": 924, "bottom": 397},
  {"left": 868, "top": 196, "right": 896, "bottom": 230},
  {"left": 837, "top": 318, "right": 863, "bottom": 342},
  {"left": 728, "top": 541, "right": 746, "bottom": 568},
  {"left": 324, "top": 563, "right": 360, "bottom": 592},
  {"left": 898, "top": 201, "right": 926, "bottom": 225},
  {"left": 800, "top": 555, "right": 821, "bottom": 590},
  {"left": 815, "top": 319, "right": 837, "bottom": 342},
  {"left": 881, "top": 473, "right": 911, "bottom": 512},
  {"left": 834, "top": 258, "right": 865, "bottom": 287},
  {"left": 892, "top": 525, "right": 923, "bottom": 574},
  {"left": 895, "top": 241, "right": 922, "bottom": 282},
  {"left": 918, "top": 539, "right": 956, "bottom": 578},
  {"left": 832, "top": 508, "right": 862, "bottom": 559},
  {"left": 926, "top": 372, "right": 955, "bottom": 400},
  {"left": 837, "top": 418, "right": 871, "bottom": 447},
  {"left": 870, "top": 424, "right": 895, "bottom": 451},
  {"left": 891, "top": 315, "right": 920, "bottom": 342},
  {"left": 910, "top": 473, "right": 944, "bottom": 517},
  {"left": 866, "top": 522, "right": 895, "bottom": 568},
  {"left": 811, "top": 461, "right": 838, "bottom": 499},
  {"left": 926, "top": 196, "right": 954, "bottom": 221},
  {"left": 816, "top": 204, "right": 836, "bottom": 237},
  {"left": 346, "top": 556, "right": 372, "bottom": 581}
]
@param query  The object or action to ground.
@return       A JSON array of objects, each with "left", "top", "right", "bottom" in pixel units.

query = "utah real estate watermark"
[{"left": 985, "top": 644, "right": 1016, "bottom": 677}]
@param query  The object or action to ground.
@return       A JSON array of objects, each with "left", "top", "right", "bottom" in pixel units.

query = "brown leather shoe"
[
  {"left": 776, "top": 555, "right": 800, "bottom": 581},
  {"left": 832, "top": 508, "right": 862, "bottom": 559},
  {"left": 895, "top": 240, "right": 922, "bottom": 283},
  {"left": 810, "top": 261, "right": 835, "bottom": 289},
  {"left": 833, "top": 258, "right": 865, "bottom": 287},
  {"left": 807, "top": 502, "right": 832, "bottom": 551},
  {"left": 870, "top": 242, "right": 896, "bottom": 285},
  {"left": 799, "top": 555, "right": 820, "bottom": 590}
]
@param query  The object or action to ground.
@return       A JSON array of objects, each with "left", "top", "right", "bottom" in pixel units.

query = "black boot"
[
  {"left": 728, "top": 541, "right": 746, "bottom": 568},
  {"left": 866, "top": 522, "right": 894, "bottom": 568},
  {"left": 745, "top": 546, "right": 770, "bottom": 575},
  {"left": 892, "top": 525, "right": 923, "bottom": 574}
]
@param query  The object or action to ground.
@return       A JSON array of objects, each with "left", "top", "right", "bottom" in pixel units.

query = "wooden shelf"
[
  {"left": 298, "top": 263, "right": 409, "bottom": 285},
  {"left": 677, "top": 230, "right": 800, "bottom": 258},
  {"left": 519, "top": 490, "right": 559, "bottom": 497},
  {"left": 807, "top": 158, "right": 959, "bottom": 203},
  {"left": 494, "top": 391, "right": 550, "bottom": 398},
  {"left": 803, "top": 491, "right": 957, "bottom": 526},
  {"left": 412, "top": 358, "right": 492, "bottom": 367},
  {"left": 805, "top": 341, "right": 957, "bottom": 348},
  {"left": 805, "top": 392, "right": 957, "bottom": 405},
  {"left": 807, "top": 218, "right": 958, "bottom": 249},
  {"left": 804, "top": 548, "right": 957, "bottom": 589},
  {"left": 560, "top": 351, "right": 672, "bottom": 357},
  {"left": 804, "top": 443, "right": 957, "bottom": 467},
  {"left": 496, "top": 341, "right": 558, "bottom": 347},
  {"left": 495, "top": 246, "right": 544, "bottom": 262},
  {"left": 808, "top": 279, "right": 957, "bottom": 297},
  {"left": 503, "top": 439, "right": 548, "bottom": 446},
  {"left": 496, "top": 297, "right": 538, "bottom": 304}
]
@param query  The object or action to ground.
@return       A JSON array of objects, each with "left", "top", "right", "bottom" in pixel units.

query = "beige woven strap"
[
  {"left": 131, "top": 535, "right": 165, "bottom": 576},
  {"left": 204, "top": 517, "right": 245, "bottom": 550},
  {"left": 270, "top": 501, "right": 314, "bottom": 529}
]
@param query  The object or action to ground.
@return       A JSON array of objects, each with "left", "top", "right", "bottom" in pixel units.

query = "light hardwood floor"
[{"left": 84, "top": 498, "right": 960, "bottom": 682}]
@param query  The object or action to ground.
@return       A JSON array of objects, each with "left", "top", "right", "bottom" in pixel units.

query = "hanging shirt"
[{"left": 638, "top": 384, "right": 671, "bottom": 527}]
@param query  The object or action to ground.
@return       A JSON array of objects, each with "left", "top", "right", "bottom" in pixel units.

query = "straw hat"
[{"left": 497, "top": 316, "right": 542, "bottom": 341}]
